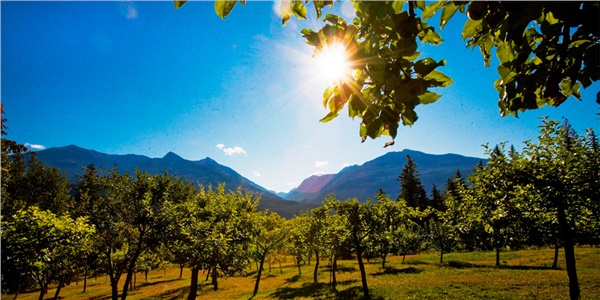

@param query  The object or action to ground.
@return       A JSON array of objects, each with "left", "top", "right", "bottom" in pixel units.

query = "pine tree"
[{"left": 397, "top": 154, "right": 428, "bottom": 209}]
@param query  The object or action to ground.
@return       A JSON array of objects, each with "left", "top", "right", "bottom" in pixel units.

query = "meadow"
[{"left": 8, "top": 247, "right": 599, "bottom": 300}]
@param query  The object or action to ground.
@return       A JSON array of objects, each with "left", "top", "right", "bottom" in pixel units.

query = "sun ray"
[{"left": 315, "top": 42, "right": 353, "bottom": 84}]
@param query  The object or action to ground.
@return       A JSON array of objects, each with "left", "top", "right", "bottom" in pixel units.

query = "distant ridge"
[
  {"left": 34, "top": 145, "right": 316, "bottom": 218},
  {"left": 285, "top": 149, "right": 484, "bottom": 204}
]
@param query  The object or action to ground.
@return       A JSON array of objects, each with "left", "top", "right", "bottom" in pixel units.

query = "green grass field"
[{"left": 7, "top": 247, "right": 600, "bottom": 300}]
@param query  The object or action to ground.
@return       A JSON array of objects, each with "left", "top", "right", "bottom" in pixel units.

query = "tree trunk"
[
  {"left": 180, "top": 264, "right": 184, "bottom": 279},
  {"left": 382, "top": 253, "right": 387, "bottom": 269},
  {"left": 296, "top": 256, "right": 302, "bottom": 276},
  {"left": 355, "top": 244, "right": 369, "bottom": 299},
  {"left": 145, "top": 271, "right": 148, "bottom": 282},
  {"left": 211, "top": 266, "right": 218, "bottom": 291},
  {"left": 83, "top": 268, "right": 88, "bottom": 293},
  {"left": 440, "top": 249, "right": 444, "bottom": 264},
  {"left": 279, "top": 261, "right": 283, "bottom": 274},
  {"left": 205, "top": 268, "right": 211, "bottom": 281},
  {"left": 558, "top": 205, "right": 580, "bottom": 300},
  {"left": 496, "top": 245, "right": 501, "bottom": 267},
  {"left": 313, "top": 251, "right": 320, "bottom": 283},
  {"left": 187, "top": 267, "right": 199, "bottom": 300},
  {"left": 121, "top": 239, "right": 144, "bottom": 299},
  {"left": 402, "top": 252, "right": 406, "bottom": 263},
  {"left": 107, "top": 254, "right": 121, "bottom": 300},
  {"left": 552, "top": 243, "right": 560, "bottom": 269},
  {"left": 37, "top": 276, "right": 48, "bottom": 300},
  {"left": 331, "top": 256, "right": 337, "bottom": 290},
  {"left": 252, "top": 256, "right": 266, "bottom": 297},
  {"left": 53, "top": 275, "right": 66, "bottom": 300},
  {"left": 12, "top": 283, "right": 19, "bottom": 300}
]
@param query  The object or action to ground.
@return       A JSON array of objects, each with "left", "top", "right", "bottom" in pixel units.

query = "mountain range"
[
  {"left": 285, "top": 149, "right": 484, "bottom": 204},
  {"left": 34, "top": 145, "right": 485, "bottom": 217},
  {"left": 34, "top": 145, "right": 317, "bottom": 218}
]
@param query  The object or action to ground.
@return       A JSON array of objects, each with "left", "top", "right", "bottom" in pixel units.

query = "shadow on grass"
[
  {"left": 285, "top": 274, "right": 301, "bottom": 283},
  {"left": 88, "top": 294, "right": 113, "bottom": 300},
  {"left": 402, "top": 260, "right": 430, "bottom": 265},
  {"left": 156, "top": 286, "right": 190, "bottom": 300},
  {"left": 335, "top": 266, "right": 357, "bottom": 273},
  {"left": 271, "top": 281, "right": 381, "bottom": 300},
  {"left": 371, "top": 267, "right": 422, "bottom": 276},
  {"left": 445, "top": 260, "right": 559, "bottom": 270},
  {"left": 245, "top": 270, "right": 258, "bottom": 277},
  {"left": 136, "top": 278, "right": 182, "bottom": 288}
]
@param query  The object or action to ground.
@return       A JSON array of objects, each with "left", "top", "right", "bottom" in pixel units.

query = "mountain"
[
  {"left": 34, "top": 145, "right": 316, "bottom": 218},
  {"left": 287, "top": 149, "right": 484, "bottom": 204},
  {"left": 285, "top": 174, "right": 335, "bottom": 201}
]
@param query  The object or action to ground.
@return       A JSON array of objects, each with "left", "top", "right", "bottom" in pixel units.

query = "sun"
[{"left": 316, "top": 42, "right": 352, "bottom": 84}]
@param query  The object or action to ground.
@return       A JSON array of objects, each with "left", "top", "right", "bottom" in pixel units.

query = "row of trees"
[{"left": 2, "top": 118, "right": 598, "bottom": 300}]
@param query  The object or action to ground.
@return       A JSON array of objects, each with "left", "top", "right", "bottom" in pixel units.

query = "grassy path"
[{"left": 6, "top": 247, "right": 599, "bottom": 299}]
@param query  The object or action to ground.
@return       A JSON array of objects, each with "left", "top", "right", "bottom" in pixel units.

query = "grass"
[{"left": 5, "top": 247, "right": 599, "bottom": 300}]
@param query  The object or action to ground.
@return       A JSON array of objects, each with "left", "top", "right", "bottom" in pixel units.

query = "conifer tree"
[{"left": 397, "top": 154, "right": 428, "bottom": 209}]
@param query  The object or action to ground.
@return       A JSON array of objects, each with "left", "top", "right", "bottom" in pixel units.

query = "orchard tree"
[
  {"left": 464, "top": 144, "right": 530, "bottom": 267},
  {"left": 1, "top": 206, "right": 95, "bottom": 300},
  {"left": 175, "top": 1, "right": 599, "bottom": 146},
  {"left": 286, "top": 215, "right": 310, "bottom": 277},
  {"left": 519, "top": 118, "right": 599, "bottom": 300},
  {"left": 328, "top": 196, "right": 377, "bottom": 299},
  {"left": 174, "top": 184, "right": 257, "bottom": 300},
  {"left": 252, "top": 212, "right": 289, "bottom": 297}
]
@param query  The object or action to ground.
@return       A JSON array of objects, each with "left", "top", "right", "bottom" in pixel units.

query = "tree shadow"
[
  {"left": 446, "top": 260, "right": 488, "bottom": 269},
  {"left": 271, "top": 281, "right": 375, "bottom": 300},
  {"left": 445, "top": 260, "right": 559, "bottom": 270},
  {"left": 285, "top": 274, "right": 301, "bottom": 283},
  {"left": 371, "top": 266, "right": 422, "bottom": 276},
  {"left": 136, "top": 278, "right": 182, "bottom": 288},
  {"left": 156, "top": 286, "right": 190, "bottom": 300},
  {"left": 88, "top": 294, "right": 113, "bottom": 300},
  {"left": 245, "top": 270, "right": 258, "bottom": 277},
  {"left": 335, "top": 266, "right": 357, "bottom": 273},
  {"left": 271, "top": 282, "right": 330, "bottom": 299},
  {"left": 500, "top": 265, "right": 559, "bottom": 271},
  {"left": 402, "top": 260, "right": 430, "bottom": 265}
]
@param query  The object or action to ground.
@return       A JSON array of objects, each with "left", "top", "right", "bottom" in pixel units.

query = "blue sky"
[{"left": 2, "top": 1, "right": 599, "bottom": 193}]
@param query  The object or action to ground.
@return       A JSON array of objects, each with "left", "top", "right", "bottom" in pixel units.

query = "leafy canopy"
[{"left": 175, "top": 1, "right": 599, "bottom": 147}]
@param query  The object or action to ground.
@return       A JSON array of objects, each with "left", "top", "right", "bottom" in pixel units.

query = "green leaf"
[
  {"left": 462, "top": 19, "right": 482, "bottom": 40},
  {"left": 392, "top": 0, "right": 406, "bottom": 14},
  {"left": 418, "top": 92, "right": 441, "bottom": 104},
  {"left": 415, "top": 58, "right": 445, "bottom": 77},
  {"left": 419, "top": 27, "right": 443, "bottom": 45},
  {"left": 215, "top": 0, "right": 238, "bottom": 20},
  {"left": 401, "top": 108, "right": 417, "bottom": 126},
  {"left": 301, "top": 28, "right": 320, "bottom": 48},
  {"left": 414, "top": 1, "right": 426, "bottom": 11},
  {"left": 421, "top": 1, "right": 445, "bottom": 20},
  {"left": 174, "top": 0, "right": 187, "bottom": 9},
  {"left": 291, "top": 1, "right": 308, "bottom": 20},
  {"left": 496, "top": 43, "right": 515, "bottom": 65},
  {"left": 313, "top": 1, "right": 333, "bottom": 19},
  {"left": 560, "top": 80, "right": 581, "bottom": 100},
  {"left": 366, "top": 118, "right": 383, "bottom": 139},
  {"left": 497, "top": 65, "right": 517, "bottom": 84},
  {"left": 440, "top": 2, "right": 458, "bottom": 30},
  {"left": 423, "top": 70, "right": 453, "bottom": 87}
]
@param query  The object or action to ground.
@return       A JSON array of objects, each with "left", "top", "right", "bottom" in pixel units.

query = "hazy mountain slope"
[
  {"left": 34, "top": 145, "right": 313, "bottom": 218},
  {"left": 297, "top": 149, "right": 484, "bottom": 204}
]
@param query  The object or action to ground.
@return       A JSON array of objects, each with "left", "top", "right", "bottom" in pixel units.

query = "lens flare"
[{"left": 316, "top": 42, "right": 352, "bottom": 84}]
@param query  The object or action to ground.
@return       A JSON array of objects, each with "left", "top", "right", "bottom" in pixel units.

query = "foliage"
[
  {"left": 169, "top": 1, "right": 599, "bottom": 145},
  {"left": 397, "top": 154, "right": 428, "bottom": 209},
  {"left": 1, "top": 206, "right": 95, "bottom": 300}
]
